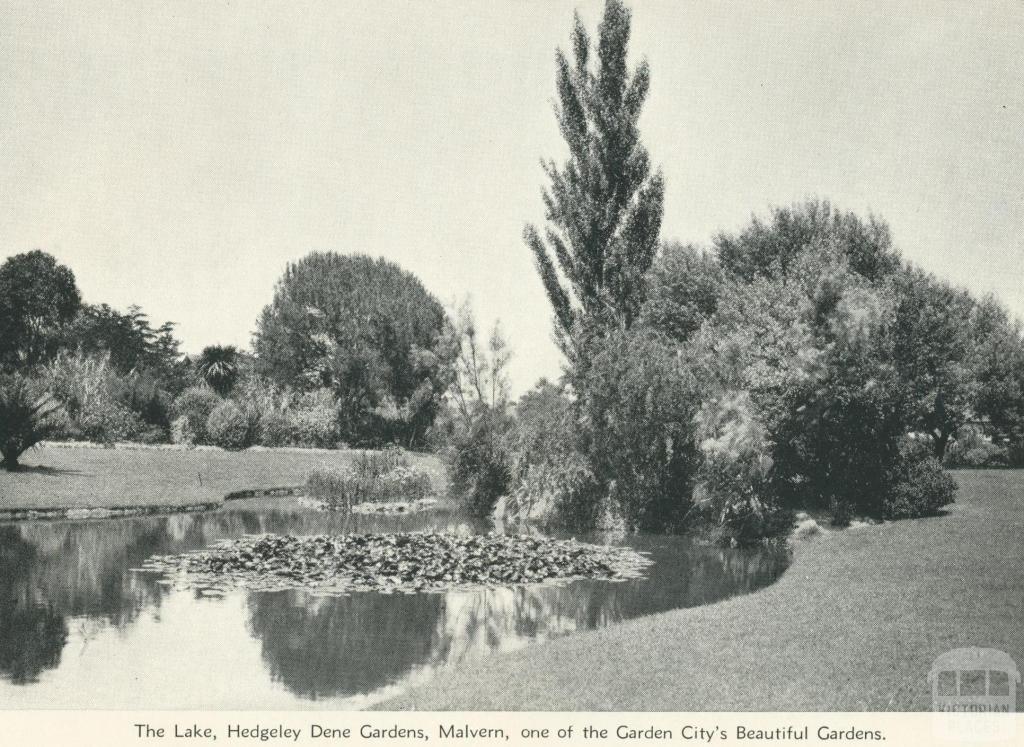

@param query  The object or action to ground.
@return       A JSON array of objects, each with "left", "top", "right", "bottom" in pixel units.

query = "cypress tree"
[{"left": 524, "top": 0, "right": 664, "bottom": 364}]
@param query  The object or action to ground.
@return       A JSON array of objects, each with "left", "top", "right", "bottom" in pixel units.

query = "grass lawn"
[
  {"left": 0, "top": 445, "right": 444, "bottom": 512},
  {"left": 379, "top": 470, "right": 1024, "bottom": 711}
]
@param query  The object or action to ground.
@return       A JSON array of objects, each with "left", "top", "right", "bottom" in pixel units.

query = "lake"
[{"left": 0, "top": 499, "right": 788, "bottom": 708}]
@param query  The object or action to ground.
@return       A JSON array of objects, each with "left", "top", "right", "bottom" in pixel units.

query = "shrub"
[
  {"left": 289, "top": 389, "right": 340, "bottom": 448},
  {"left": 258, "top": 410, "right": 295, "bottom": 447},
  {"left": 43, "top": 349, "right": 145, "bottom": 443},
  {"left": 945, "top": 426, "right": 1009, "bottom": 468},
  {"left": 231, "top": 375, "right": 297, "bottom": 447},
  {"left": 693, "top": 391, "right": 790, "bottom": 543},
  {"left": 445, "top": 411, "right": 513, "bottom": 518},
  {"left": 306, "top": 450, "right": 433, "bottom": 508},
  {"left": 0, "top": 373, "right": 66, "bottom": 470},
  {"left": 579, "top": 328, "right": 700, "bottom": 532},
  {"left": 503, "top": 380, "right": 600, "bottom": 529},
  {"left": 883, "top": 440, "right": 957, "bottom": 519},
  {"left": 74, "top": 403, "right": 145, "bottom": 444},
  {"left": 171, "top": 386, "right": 221, "bottom": 445},
  {"left": 205, "top": 400, "right": 257, "bottom": 450}
]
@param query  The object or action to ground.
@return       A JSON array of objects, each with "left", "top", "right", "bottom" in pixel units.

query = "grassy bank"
[
  {"left": 0, "top": 445, "right": 444, "bottom": 513},
  {"left": 379, "top": 470, "right": 1024, "bottom": 711}
]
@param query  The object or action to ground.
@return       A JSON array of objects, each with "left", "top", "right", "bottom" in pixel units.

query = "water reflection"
[
  {"left": 0, "top": 502, "right": 787, "bottom": 707},
  {"left": 0, "top": 528, "right": 68, "bottom": 684}
]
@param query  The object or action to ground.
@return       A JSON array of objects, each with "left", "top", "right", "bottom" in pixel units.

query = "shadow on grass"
[{"left": 3, "top": 465, "right": 84, "bottom": 477}]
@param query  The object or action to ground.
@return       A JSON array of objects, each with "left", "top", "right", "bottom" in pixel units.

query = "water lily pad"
[{"left": 136, "top": 532, "right": 653, "bottom": 595}]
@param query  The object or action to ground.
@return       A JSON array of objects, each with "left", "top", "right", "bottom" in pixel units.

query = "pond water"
[{"left": 0, "top": 499, "right": 788, "bottom": 709}]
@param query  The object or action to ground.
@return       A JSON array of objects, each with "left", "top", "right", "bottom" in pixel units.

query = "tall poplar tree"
[{"left": 524, "top": 0, "right": 664, "bottom": 364}]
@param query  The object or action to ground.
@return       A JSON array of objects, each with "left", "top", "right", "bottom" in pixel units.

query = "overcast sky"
[{"left": 2, "top": 0, "right": 1022, "bottom": 394}]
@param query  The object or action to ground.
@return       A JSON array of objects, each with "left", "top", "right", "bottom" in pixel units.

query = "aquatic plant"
[{"left": 138, "top": 532, "right": 652, "bottom": 595}]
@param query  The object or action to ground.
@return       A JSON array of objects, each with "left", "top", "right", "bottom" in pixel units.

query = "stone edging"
[{"left": 0, "top": 501, "right": 222, "bottom": 522}]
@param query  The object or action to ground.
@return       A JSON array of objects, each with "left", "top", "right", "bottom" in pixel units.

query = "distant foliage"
[
  {"left": 944, "top": 426, "right": 1009, "bottom": 469},
  {"left": 641, "top": 242, "right": 723, "bottom": 343},
  {"left": 64, "top": 303, "right": 184, "bottom": 382},
  {"left": 889, "top": 267, "right": 976, "bottom": 459},
  {"left": 253, "top": 252, "right": 452, "bottom": 447},
  {"left": 196, "top": 345, "right": 243, "bottom": 396},
  {"left": 288, "top": 389, "right": 341, "bottom": 448},
  {"left": 0, "top": 373, "right": 66, "bottom": 470},
  {"left": 436, "top": 302, "right": 516, "bottom": 518},
  {"left": 171, "top": 386, "right": 222, "bottom": 445}
]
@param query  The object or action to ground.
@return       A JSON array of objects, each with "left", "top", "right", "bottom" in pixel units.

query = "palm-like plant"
[
  {"left": 0, "top": 373, "right": 65, "bottom": 470},
  {"left": 196, "top": 345, "right": 240, "bottom": 396}
]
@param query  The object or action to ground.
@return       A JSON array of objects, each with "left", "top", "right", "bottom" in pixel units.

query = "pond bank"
[
  {"left": 0, "top": 445, "right": 445, "bottom": 517},
  {"left": 378, "top": 470, "right": 1024, "bottom": 711}
]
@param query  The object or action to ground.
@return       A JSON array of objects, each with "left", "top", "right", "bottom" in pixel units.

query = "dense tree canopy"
[
  {"left": 714, "top": 200, "right": 901, "bottom": 284},
  {"left": 64, "top": 303, "right": 183, "bottom": 381},
  {"left": 525, "top": 0, "right": 664, "bottom": 364},
  {"left": 889, "top": 268, "right": 976, "bottom": 457},
  {"left": 0, "top": 251, "right": 81, "bottom": 369},
  {"left": 253, "top": 252, "right": 452, "bottom": 446}
]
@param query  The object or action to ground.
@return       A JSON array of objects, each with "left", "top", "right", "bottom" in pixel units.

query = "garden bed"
[{"left": 136, "top": 532, "right": 653, "bottom": 594}]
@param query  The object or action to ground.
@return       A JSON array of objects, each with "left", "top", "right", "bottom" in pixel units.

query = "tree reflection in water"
[
  {"left": 0, "top": 527, "right": 68, "bottom": 684},
  {"left": 0, "top": 502, "right": 478, "bottom": 688},
  {"left": 1, "top": 503, "right": 786, "bottom": 701},
  {"left": 246, "top": 534, "right": 788, "bottom": 701}
]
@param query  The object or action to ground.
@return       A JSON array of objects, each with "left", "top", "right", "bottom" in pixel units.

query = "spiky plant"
[{"left": 0, "top": 373, "right": 65, "bottom": 470}]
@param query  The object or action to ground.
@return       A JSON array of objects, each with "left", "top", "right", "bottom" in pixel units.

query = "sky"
[{"left": 2, "top": 0, "right": 1023, "bottom": 395}]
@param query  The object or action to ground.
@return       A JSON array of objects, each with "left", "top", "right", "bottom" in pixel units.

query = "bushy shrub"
[
  {"left": 945, "top": 426, "right": 1009, "bottom": 468},
  {"left": 306, "top": 449, "right": 433, "bottom": 507},
  {"left": 883, "top": 440, "right": 957, "bottom": 519},
  {"left": 693, "top": 392, "right": 790, "bottom": 543},
  {"left": 171, "top": 386, "right": 221, "bottom": 445},
  {"left": 0, "top": 373, "right": 67, "bottom": 469},
  {"left": 258, "top": 410, "right": 295, "bottom": 447},
  {"left": 579, "top": 328, "right": 700, "bottom": 532},
  {"left": 289, "top": 389, "right": 340, "bottom": 448},
  {"left": 503, "top": 380, "right": 600, "bottom": 529},
  {"left": 43, "top": 350, "right": 147, "bottom": 443},
  {"left": 445, "top": 411, "right": 513, "bottom": 518},
  {"left": 74, "top": 403, "right": 145, "bottom": 444},
  {"left": 205, "top": 400, "right": 257, "bottom": 450}
]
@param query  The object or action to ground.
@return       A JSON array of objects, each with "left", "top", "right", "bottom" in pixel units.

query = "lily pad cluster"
[{"left": 137, "top": 532, "right": 653, "bottom": 595}]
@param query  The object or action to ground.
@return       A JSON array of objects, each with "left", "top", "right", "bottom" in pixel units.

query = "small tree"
[
  {"left": 438, "top": 301, "right": 514, "bottom": 517},
  {"left": 0, "top": 373, "right": 65, "bottom": 470},
  {"left": 524, "top": 0, "right": 664, "bottom": 365},
  {"left": 196, "top": 345, "right": 242, "bottom": 396}
]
